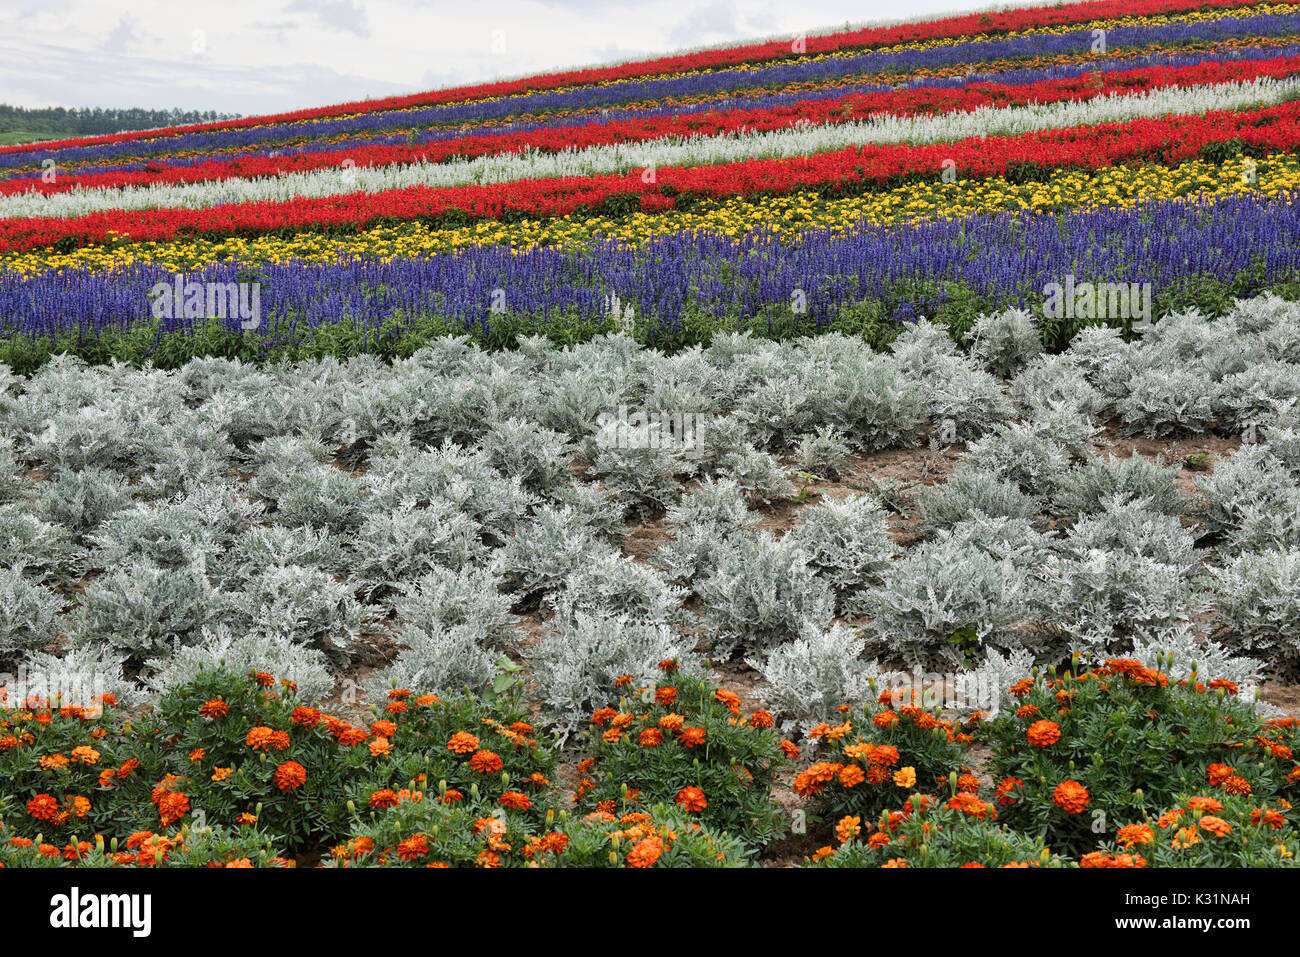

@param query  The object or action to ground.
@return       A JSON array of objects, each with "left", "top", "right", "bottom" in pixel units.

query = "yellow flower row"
[{"left": 6, "top": 152, "right": 1299, "bottom": 276}]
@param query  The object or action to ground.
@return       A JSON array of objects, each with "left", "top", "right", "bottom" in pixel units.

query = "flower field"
[{"left": 3, "top": 0, "right": 1300, "bottom": 875}]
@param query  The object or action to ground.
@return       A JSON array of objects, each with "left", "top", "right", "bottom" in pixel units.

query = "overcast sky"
[{"left": 0, "top": 0, "right": 1004, "bottom": 116}]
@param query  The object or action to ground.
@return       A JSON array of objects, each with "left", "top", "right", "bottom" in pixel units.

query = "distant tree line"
[{"left": 0, "top": 104, "right": 242, "bottom": 137}]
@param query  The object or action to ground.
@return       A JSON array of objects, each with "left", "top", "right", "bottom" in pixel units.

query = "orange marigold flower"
[
  {"left": 187, "top": 748, "right": 205, "bottom": 763},
  {"left": 396, "top": 834, "right": 429, "bottom": 861},
  {"left": 273, "top": 761, "right": 307, "bottom": 791},
  {"left": 158, "top": 791, "right": 190, "bottom": 827},
  {"left": 199, "top": 698, "right": 229, "bottom": 719},
  {"left": 244, "top": 726, "right": 274, "bottom": 749},
  {"left": 750, "top": 710, "right": 774, "bottom": 729},
  {"left": 441, "top": 788, "right": 464, "bottom": 804},
  {"left": 675, "top": 786, "right": 707, "bottom": 813},
  {"left": 368, "top": 737, "right": 393, "bottom": 757},
  {"left": 1223, "top": 775, "right": 1252, "bottom": 796},
  {"left": 338, "top": 727, "right": 367, "bottom": 746},
  {"left": 658, "top": 713, "right": 685, "bottom": 733},
  {"left": 1015, "top": 704, "right": 1040, "bottom": 719},
  {"left": 810, "top": 846, "right": 836, "bottom": 862},
  {"left": 1052, "top": 780, "right": 1089, "bottom": 814},
  {"left": 626, "top": 836, "right": 663, "bottom": 868},
  {"left": 838, "top": 764, "right": 866, "bottom": 788},
  {"left": 835, "top": 815, "right": 862, "bottom": 844},
  {"left": 639, "top": 728, "right": 664, "bottom": 748},
  {"left": 590, "top": 708, "right": 618, "bottom": 726},
  {"left": 26, "top": 793, "right": 59, "bottom": 821},
  {"left": 678, "top": 727, "right": 706, "bottom": 748},
  {"left": 893, "top": 766, "right": 917, "bottom": 789},
  {"left": 658, "top": 659, "right": 679, "bottom": 673},
  {"left": 447, "top": 731, "right": 480, "bottom": 754},
  {"left": 370, "top": 719, "right": 397, "bottom": 739},
  {"left": 1199, "top": 815, "right": 1233, "bottom": 837},
  {"left": 655, "top": 687, "right": 677, "bottom": 706},
  {"left": 291, "top": 706, "right": 321, "bottom": 726},
  {"left": 1117, "top": 823, "right": 1155, "bottom": 847},
  {"left": 469, "top": 750, "right": 503, "bottom": 774},
  {"left": 1206, "top": 763, "right": 1234, "bottom": 785},
  {"left": 995, "top": 777, "right": 1023, "bottom": 805},
  {"left": 948, "top": 793, "right": 995, "bottom": 819},
  {"left": 70, "top": 746, "right": 100, "bottom": 764},
  {"left": 613, "top": 675, "right": 634, "bottom": 688},
  {"left": 499, "top": 790, "right": 531, "bottom": 811},
  {"left": 1027, "top": 720, "right": 1061, "bottom": 747},
  {"left": 873, "top": 710, "right": 898, "bottom": 728},
  {"left": 1187, "top": 795, "right": 1225, "bottom": 814},
  {"left": 957, "top": 773, "right": 980, "bottom": 793},
  {"left": 714, "top": 689, "right": 741, "bottom": 715},
  {"left": 779, "top": 739, "right": 800, "bottom": 759},
  {"left": 1009, "top": 678, "right": 1034, "bottom": 698},
  {"left": 252, "top": 671, "right": 274, "bottom": 687},
  {"left": 1252, "top": 808, "right": 1286, "bottom": 830},
  {"left": 869, "top": 744, "right": 900, "bottom": 767},
  {"left": 1157, "top": 807, "right": 1185, "bottom": 829}
]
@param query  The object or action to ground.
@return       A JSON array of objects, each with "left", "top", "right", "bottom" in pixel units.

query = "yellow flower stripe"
[{"left": 7, "top": 151, "right": 1299, "bottom": 276}]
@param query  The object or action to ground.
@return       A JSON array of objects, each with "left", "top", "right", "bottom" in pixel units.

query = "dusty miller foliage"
[
  {"left": 527, "top": 612, "right": 702, "bottom": 744},
  {"left": 748, "top": 622, "right": 889, "bottom": 733},
  {"left": 785, "top": 494, "right": 899, "bottom": 616},
  {"left": 4, "top": 293, "right": 1300, "bottom": 721},
  {"left": 696, "top": 531, "right": 836, "bottom": 660}
]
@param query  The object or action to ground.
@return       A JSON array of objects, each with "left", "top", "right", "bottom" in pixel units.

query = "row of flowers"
[
  {"left": 0, "top": 654, "right": 1295, "bottom": 867},
  {"left": 2, "top": 0, "right": 1281, "bottom": 165},
  {"left": 9, "top": 56, "right": 1297, "bottom": 199},
  {"left": 2, "top": 92, "right": 1297, "bottom": 254},
  {"left": 5, "top": 73, "right": 1293, "bottom": 225},
  {"left": 10, "top": 149, "right": 1293, "bottom": 277}
]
